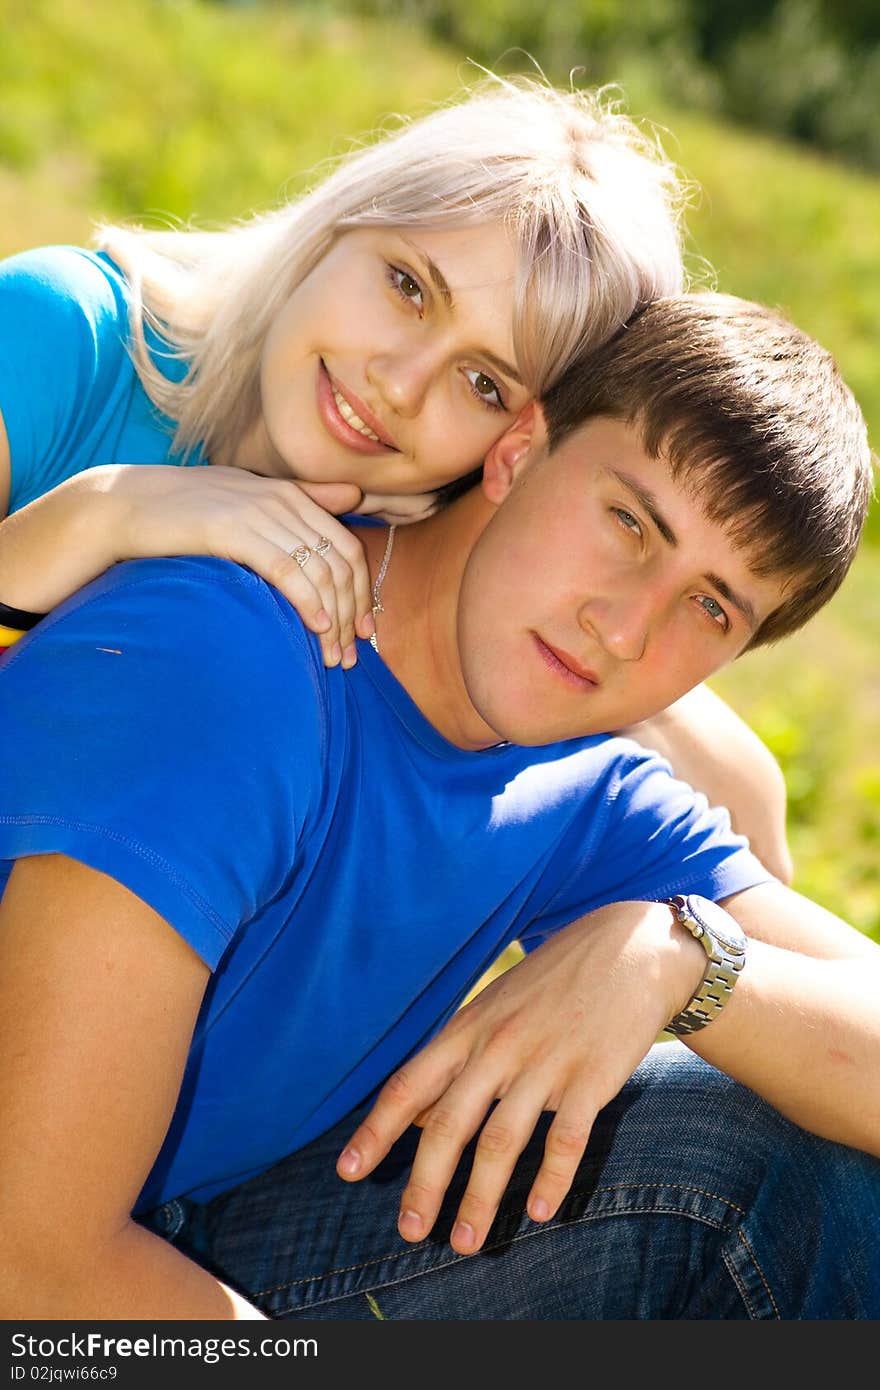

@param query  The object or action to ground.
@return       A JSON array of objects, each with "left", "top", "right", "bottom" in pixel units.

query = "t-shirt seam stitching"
[{"left": 0, "top": 813, "right": 233, "bottom": 941}]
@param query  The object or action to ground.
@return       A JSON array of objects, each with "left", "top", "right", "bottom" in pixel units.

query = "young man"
[{"left": 0, "top": 294, "right": 877, "bottom": 1320}]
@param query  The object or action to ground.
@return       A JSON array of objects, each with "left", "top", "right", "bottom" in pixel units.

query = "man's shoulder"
[{"left": 7, "top": 556, "right": 328, "bottom": 729}]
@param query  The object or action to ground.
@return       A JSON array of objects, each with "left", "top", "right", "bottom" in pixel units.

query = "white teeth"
[{"left": 331, "top": 385, "right": 381, "bottom": 442}]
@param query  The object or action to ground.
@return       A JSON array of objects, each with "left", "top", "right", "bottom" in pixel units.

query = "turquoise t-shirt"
[{"left": 0, "top": 244, "right": 201, "bottom": 515}]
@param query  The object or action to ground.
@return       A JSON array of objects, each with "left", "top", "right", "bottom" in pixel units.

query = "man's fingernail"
[
  {"left": 399, "top": 1209, "right": 424, "bottom": 1239},
  {"left": 529, "top": 1197, "right": 551, "bottom": 1222},
  {"left": 451, "top": 1220, "right": 475, "bottom": 1253},
  {"left": 338, "top": 1147, "right": 361, "bottom": 1176}
]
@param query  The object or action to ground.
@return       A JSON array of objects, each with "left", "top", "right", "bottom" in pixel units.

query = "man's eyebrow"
[
  {"left": 704, "top": 573, "right": 758, "bottom": 630},
  {"left": 401, "top": 238, "right": 524, "bottom": 386},
  {"left": 610, "top": 469, "right": 758, "bottom": 628},
  {"left": 610, "top": 470, "right": 678, "bottom": 546}
]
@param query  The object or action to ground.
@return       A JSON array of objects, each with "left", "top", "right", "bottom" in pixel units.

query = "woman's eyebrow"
[
  {"left": 401, "top": 237, "right": 524, "bottom": 385},
  {"left": 402, "top": 237, "right": 455, "bottom": 308}
]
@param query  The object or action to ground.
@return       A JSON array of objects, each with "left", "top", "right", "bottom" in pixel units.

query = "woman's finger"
[
  {"left": 265, "top": 498, "right": 370, "bottom": 659},
  {"left": 220, "top": 526, "right": 344, "bottom": 665},
  {"left": 316, "top": 540, "right": 359, "bottom": 666},
  {"left": 274, "top": 543, "right": 347, "bottom": 667}
]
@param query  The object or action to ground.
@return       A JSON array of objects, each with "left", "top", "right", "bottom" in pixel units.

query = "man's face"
[{"left": 457, "top": 416, "right": 788, "bottom": 746}]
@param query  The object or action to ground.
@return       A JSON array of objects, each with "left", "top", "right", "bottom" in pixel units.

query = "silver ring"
[
  {"left": 314, "top": 536, "right": 332, "bottom": 558},
  {"left": 291, "top": 545, "right": 311, "bottom": 568}
]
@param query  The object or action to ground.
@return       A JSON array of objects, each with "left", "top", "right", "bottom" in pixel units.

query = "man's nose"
[
  {"left": 579, "top": 589, "right": 657, "bottom": 663},
  {"left": 366, "top": 345, "right": 436, "bottom": 419}
]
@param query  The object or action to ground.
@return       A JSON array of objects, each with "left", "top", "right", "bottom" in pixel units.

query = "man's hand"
[{"left": 337, "top": 901, "right": 705, "bottom": 1255}]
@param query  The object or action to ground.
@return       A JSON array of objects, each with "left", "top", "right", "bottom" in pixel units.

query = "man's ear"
[{"left": 481, "top": 402, "right": 549, "bottom": 505}]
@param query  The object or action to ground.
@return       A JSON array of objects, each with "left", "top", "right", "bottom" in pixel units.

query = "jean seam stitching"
[
  {"left": 736, "top": 1227, "right": 782, "bottom": 1319},
  {"left": 255, "top": 1182, "right": 742, "bottom": 1300},
  {"left": 722, "top": 1246, "right": 757, "bottom": 1318}
]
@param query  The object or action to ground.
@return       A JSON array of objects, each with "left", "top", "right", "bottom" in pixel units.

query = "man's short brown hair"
[{"left": 542, "top": 292, "right": 875, "bottom": 647}]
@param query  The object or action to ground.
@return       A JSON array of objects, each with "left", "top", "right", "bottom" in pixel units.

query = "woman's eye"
[
  {"left": 388, "top": 265, "right": 424, "bottom": 309},
  {"left": 463, "top": 367, "right": 505, "bottom": 411},
  {"left": 697, "top": 594, "right": 729, "bottom": 628},
  {"left": 612, "top": 507, "right": 642, "bottom": 537}
]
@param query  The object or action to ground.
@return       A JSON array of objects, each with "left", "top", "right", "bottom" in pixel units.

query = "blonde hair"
[{"left": 97, "top": 73, "right": 688, "bottom": 467}]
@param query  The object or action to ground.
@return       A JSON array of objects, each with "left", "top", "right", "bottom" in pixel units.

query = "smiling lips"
[
  {"left": 534, "top": 635, "right": 600, "bottom": 691},
  {"left": 319, "top": 362, "right": 397, "bottom": 453}
]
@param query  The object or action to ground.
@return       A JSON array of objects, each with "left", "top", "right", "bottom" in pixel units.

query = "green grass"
[{"left": 2, "top": 0, "right": 877, "bottom": 940}]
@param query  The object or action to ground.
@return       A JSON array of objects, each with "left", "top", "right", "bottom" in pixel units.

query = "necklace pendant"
[{"left": 368, "top": 524, "right": 395, "bottom": 659}]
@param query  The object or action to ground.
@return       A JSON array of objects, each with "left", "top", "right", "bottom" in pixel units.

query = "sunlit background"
[{"left": 3, "top": 0, "right": 877, "bottom": 937}]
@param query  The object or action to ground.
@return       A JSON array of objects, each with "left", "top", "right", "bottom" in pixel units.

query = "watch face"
[{"left": 687, "top": 895, "right": 747, "bottom": 953}]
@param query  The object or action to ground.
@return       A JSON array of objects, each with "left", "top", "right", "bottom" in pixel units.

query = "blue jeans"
[{"left": 139, "top": 1044, "right": 880, "bottom": 1319}]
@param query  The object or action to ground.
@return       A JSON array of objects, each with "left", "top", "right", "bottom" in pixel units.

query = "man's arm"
[
  {"left": 0, "top": 854, "right": 266, "bottom": 1319},
  {"left": 338, "top": 880, "right": 880, "bottom": 1256},
  {"left": 690, "top": 881, "right": 880, "bottom": 1148},
  {"left": 617, "top": 684, "right": 794, "bottom": 883}
]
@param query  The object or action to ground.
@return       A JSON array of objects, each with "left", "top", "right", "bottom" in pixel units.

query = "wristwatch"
[{"left": 661, "top": 894, "right": 748, "bottom": 1037}]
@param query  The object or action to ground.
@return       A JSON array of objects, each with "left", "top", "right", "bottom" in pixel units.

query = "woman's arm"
[
  {"left": 0, "top": 430, "right": 375, "bottom": 667},
  {"left": 0, "top": 853, "right": 266, "bottom": 1319},
  {"left": 617, "top": 683, "right": 794, "bottom": 883}
]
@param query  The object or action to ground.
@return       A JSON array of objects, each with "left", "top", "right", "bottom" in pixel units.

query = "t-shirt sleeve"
[
  {"left": 519, "top": 739, "right": 773, "bottom": 952},
  {"left": 0, "top": 245, "right": 131, "bottom": 512},
  {"left": 0, "top": 557, "right": 327, "bottom": 968}
]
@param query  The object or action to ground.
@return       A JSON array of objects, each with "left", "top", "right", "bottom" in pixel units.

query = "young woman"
[{"left": 0, "top": 75, "right": 685, "bottom": 671}]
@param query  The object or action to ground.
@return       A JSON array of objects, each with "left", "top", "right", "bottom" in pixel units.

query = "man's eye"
[
  {"left": 388, "top": 265, "right": 424, "bottom": 308},
  {"left": 697, "top": 594, "right": 729, "bottom": 628},
  {"left": 612, "top": 507, "right": 642, "bottom": 536}
]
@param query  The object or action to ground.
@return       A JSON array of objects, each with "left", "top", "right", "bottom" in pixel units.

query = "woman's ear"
[{"left": 481, "top": 402, "right": 549, "bottom": 505}]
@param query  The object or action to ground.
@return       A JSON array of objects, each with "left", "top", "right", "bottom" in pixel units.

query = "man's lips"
[
  {"left": 318, "top": 362, "right": 397, "bottom": 453},
  {"left": 533, "top": 634, "right": 601, "bottom": 690}
]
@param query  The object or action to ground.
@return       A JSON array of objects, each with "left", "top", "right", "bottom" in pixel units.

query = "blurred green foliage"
[
  {"left": 338, "top": 0, "right": 880, "bottom": 170},
  {"left": 1, "top": 0, "right": 877, "bottom": 937}
]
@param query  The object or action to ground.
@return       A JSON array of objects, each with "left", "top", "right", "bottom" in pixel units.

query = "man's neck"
[{"left": 354, "top": 493, "right": 503, "bottom": 751}]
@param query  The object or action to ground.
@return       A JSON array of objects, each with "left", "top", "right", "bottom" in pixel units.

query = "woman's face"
[{"left": 250, "top": 223, "right": 533, "bottom": 495}]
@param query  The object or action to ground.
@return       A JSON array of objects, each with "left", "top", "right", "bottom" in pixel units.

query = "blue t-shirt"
[
  {"left": 0, "top": 244, "right": 199, "bottom": 514},
  {"left": 0, "top": 557, "right": 770, "bottom": 1212}
]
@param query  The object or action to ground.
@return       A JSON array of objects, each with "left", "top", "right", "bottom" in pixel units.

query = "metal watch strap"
[{"left": 663, "top": 894, "right": 747, "bottom": 1037}]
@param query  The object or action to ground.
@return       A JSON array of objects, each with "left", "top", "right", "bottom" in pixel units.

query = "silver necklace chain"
[{"left": 369, "top": 524, "right": 396, "bottom": 653}]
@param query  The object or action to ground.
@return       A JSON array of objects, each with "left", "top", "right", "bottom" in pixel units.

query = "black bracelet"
[{"left": 0, "top": 600, "right": 47, "bottom": 631}]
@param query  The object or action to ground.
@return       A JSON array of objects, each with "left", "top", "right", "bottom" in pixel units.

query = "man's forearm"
[
  {"left": 686, "top": 937, "right": 880, "bottom": 1157},
  {"left": 3, "top": 1219, "right": 266, "bottom": 1320}
]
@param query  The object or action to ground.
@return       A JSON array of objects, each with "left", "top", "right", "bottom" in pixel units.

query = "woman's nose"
[{"left": 366, "top": 346, "right": 435, "bottom": 419}]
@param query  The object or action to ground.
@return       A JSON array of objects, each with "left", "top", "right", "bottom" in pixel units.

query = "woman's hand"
[
  {"left": 352, "top": 488, "right": 440, "bottom": 526},
  {"left": 96, "top": 464, "right": 376, "bottom": 668},
  {"left": 337, "top": 901, "right": 706, "bottom": 1255}
]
